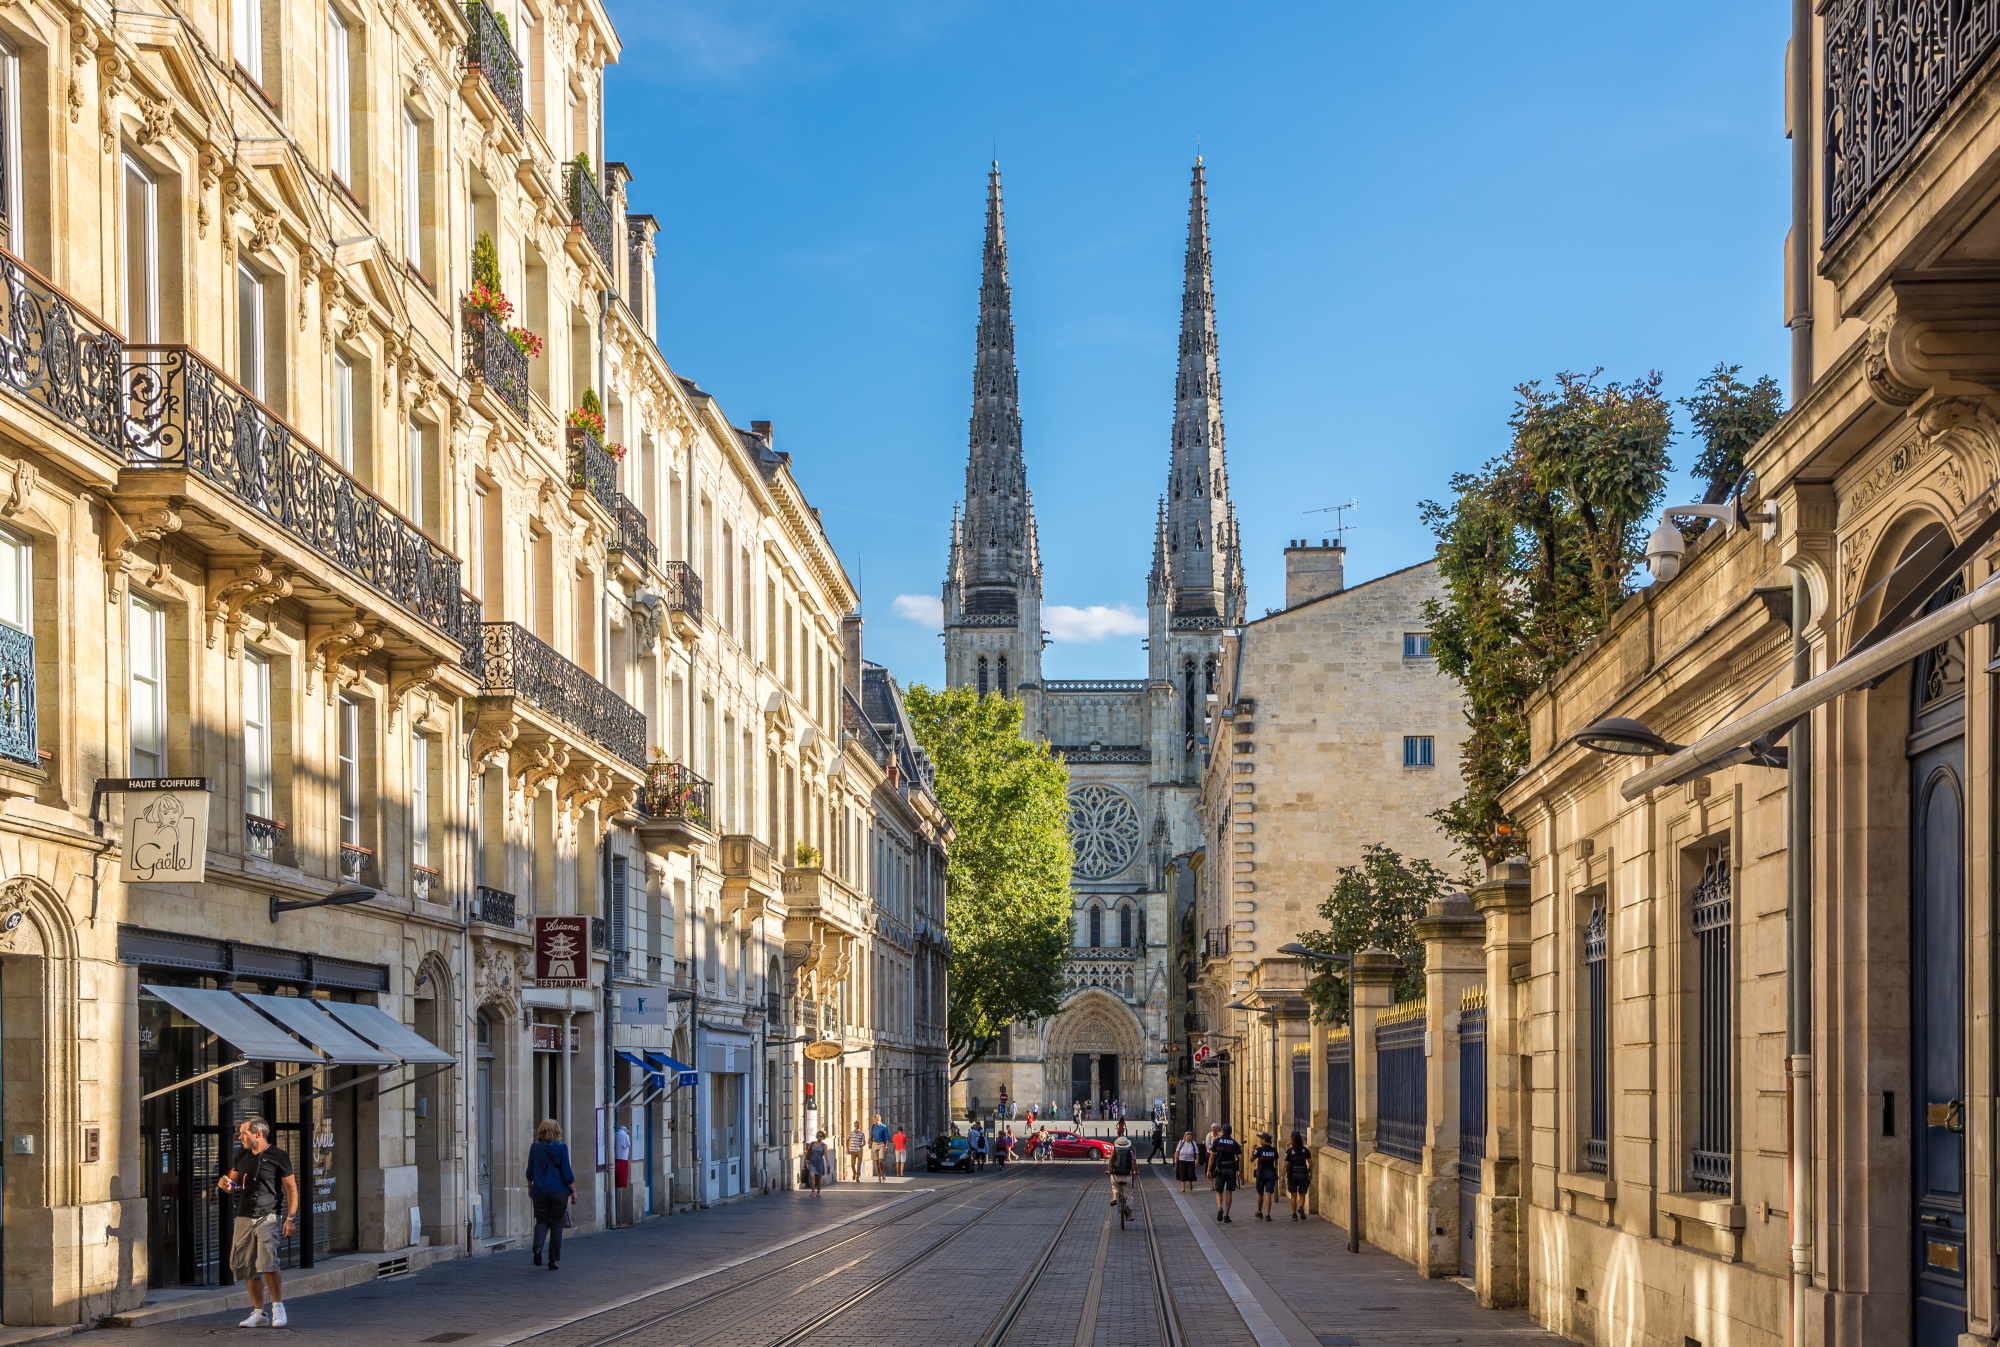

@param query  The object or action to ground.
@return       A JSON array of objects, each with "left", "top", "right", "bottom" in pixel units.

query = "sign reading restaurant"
[
  {"left": 533, "top": 915, "right": 591, "bottom": 989},
  {"left": 100, "top": 778, "right": 215, "bottom": 884}
]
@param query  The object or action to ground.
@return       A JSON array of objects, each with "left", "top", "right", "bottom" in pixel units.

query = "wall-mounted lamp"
[{"left": 270, "top": 884, "right": 376, "bottom": 922}]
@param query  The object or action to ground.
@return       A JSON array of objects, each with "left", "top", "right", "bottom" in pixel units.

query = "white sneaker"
[
  {"left": 239, "top": 1311, "right": 268, "bottom": 1328},
  {"left": 270, "top": 1304, "right": 287, "bottom": 1328}
]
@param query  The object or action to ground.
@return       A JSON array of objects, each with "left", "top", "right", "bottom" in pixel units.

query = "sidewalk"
[{"left": 1148, "top": 1171, "right": 1566, "bottom": 1347}]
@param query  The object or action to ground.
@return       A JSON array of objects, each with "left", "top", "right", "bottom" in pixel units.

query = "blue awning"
[
  {"left": 647, "top": 1051, "right": 698, "bottom": 1087},
  {"left": 617, "top": 1050, "right": 663, "bottom": 1083}
]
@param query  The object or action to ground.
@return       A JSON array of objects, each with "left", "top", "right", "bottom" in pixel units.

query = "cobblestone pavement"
[{"left": 83, "top": 1161, "right": 1575, "bottom": 1347}]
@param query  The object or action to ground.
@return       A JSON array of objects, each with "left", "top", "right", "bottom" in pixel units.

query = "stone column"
[
  {"left": 1089, "top": 1053, "right": 1100, "bottom": 1115},
  {"left": 1470, "top": 858, "right": 1531, "bottom": 1308},
  {"left": 1349, "top": 946, "right": 1404, "bottom": 1248},
  {"left": 1415, "top": 893, "right": 1487, "bottom": 1278}
]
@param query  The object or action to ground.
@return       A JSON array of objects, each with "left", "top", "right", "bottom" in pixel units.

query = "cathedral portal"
[{"left": 1042, "top": 989, "right": 1146, "bottom": 1114}]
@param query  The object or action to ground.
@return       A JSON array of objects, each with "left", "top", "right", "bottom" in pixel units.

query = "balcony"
[
  {"left": 591, "top": 916, "right": 608, "bottom": 952},
  {"left": 474, "top": 885, "right": 517, "bottom": 928},
  {"left": 339, "top": 842, "right": 372, "bottom": 882},
  {"left": 607, "top": 493, "right": 657, "bottom": 570},
  {"left": 121, "top": 345, "right": 482, "bottom": 668},
  {"left": 244, "top": 812, "right": 285, "bottom": 859},
  {"left": 568, "top": 428, "right": 617, "bottom": 515},
  {"left": 0, "top": 624, "right": 34, "bottom": 768},
  {"left": 460, "top": 1, "right": 523, "bottom": 136},
  {"left": 765, "top": 991, "right": 784, "bottom": 1025},
  {"left": 464, "top": 309, "right": 528, "bottom": 421},
  {"left": 478, "top": 621, "right": 645, "bottom": 767},
  {"left": 0, "top": 249, "right": 122, "bottom": 458},
  {"left": 635, "top": 759, "right": 713, "bottom": 855},
  {"left": 657, "top": 559, "right": 702, "bottom": 638},
  {"left": 564, "top": 161, "right": 616, "bottom": 278},
  {"left": 1202, "top": 926, "right": 1235, "bottom": 963},
  {"left": 413, "top": 863, "right": 440, "bottom": 902}
]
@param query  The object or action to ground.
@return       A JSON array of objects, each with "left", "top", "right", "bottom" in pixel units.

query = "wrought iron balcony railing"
[
  {"left": 639, "top": 759, "right": 712, "bottom": 830},
  {"left": 568, "top": 428, "right": 617, "bottom": 514},
  {"left": 1824, "top": 2, "right": 2000, "bottom": 242},
  {"left": 463, "top": 307, "right": 528, "bottom": 419},
  {"left": 474, "top": 885, "right": 516, "bottom": 928},
  {"left": 461, "top": 1, "right": 523, "bottom": 133},
  {"left": 765, "top": 992, "right": 783, "bottom": 1025},
  {"left": 657, "top": 559, "right": 702, "bottom": 627},
  {"left": 608, "top": 492, "right": 657, "bottom": 568},
  {"left": 478, "top": 621, "right": 646, "bottom": 767},
  {"left": 591, "top": 916, "right": 607, "bottom": 951},
  {"left": 413, "top": 863, "right": 440, "bottom": 902},
  {"left": 0, "top": 624, "right": 33, "bottom": 767},
  {"left": 121, "top": 346, "right": 483, "bottom": 663},
  {"left": 0, "top": 249, "right": 121, "bottom": 456},
  {"left": 339, "top": 842, "right": 372, "bottom": 881},
  {"left": 245, "top": 812, "right": 285, "bottom": 859},
  {"left": 565, "top": 162, "right": 616, "bottom": 277}
]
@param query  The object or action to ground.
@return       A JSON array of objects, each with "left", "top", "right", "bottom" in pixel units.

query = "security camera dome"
[{"left": 1646, "top": 519, "right": 1686, "bottom": 583}]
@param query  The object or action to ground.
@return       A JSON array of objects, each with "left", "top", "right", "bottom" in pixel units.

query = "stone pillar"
[
  {"left": 1089, "top": 1053, "right": 1100, "bottom": 1113},
  {"left": 1415, "top": 893, "right": 1487, "bottom": 1278},
  {"left": 1349, "top": 947, "right": 1404, "bottom": 1248},
  {"left": 1470, "top": 858, "right": 1531, "bottom": 1309}
]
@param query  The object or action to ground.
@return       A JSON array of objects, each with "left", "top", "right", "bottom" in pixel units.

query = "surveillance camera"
[{"left": 1646, "top": 519, "right": 1685, "bottom": 584}]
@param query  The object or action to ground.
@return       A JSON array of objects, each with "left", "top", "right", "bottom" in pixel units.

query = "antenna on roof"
[{"left": 1302, "top": 500, "right": 1359, "bottom": 546}]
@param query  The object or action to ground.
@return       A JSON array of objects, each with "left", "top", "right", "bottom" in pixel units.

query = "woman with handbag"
[
  {"left": 526, "top": 1119, "right": 576, "bottom": 1271},
  {"left": 804, "top": 1131, "right": 830, "bottom": 1196}
]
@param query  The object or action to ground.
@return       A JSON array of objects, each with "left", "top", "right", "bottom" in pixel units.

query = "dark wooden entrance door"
[
  {"left": 1071, "top": 1054, "right": 1091, "bottom": 1108},
  {"left": 1100, "top": 1055, "right": 1120, "bottom": 1110}
]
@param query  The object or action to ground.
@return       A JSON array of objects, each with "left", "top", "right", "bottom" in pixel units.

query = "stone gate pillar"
[
  {"left": 1416, "top": 893, "right": 1486, "bottom": 1278},
  {"left": 1470, "top": 857, "right": 1531, "bottom": 1308},
  {"left": 1350, "top": 946, "right": 1403, "bottom": 1248}
]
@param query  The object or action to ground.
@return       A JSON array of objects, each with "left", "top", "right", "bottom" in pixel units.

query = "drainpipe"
[
  {"left": 1789, "top": 0, "right": 1815, "bottom": 402},
  {"left": 1786, "top": 570, "right": 1814, "bottom": 1346}
]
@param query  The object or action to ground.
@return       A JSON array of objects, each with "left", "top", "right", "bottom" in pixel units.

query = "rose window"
[{"left": 1068, "top": 785, "right": 1141, "bottom": 880}]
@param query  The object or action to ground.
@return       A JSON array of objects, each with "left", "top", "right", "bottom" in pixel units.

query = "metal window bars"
[
  {"left": 1326, "top": 1027, "right": 1353, "bottom": 1152},
  {"left": 244, "top": 812, "right": 286, "bottom": 859},
  {"left": 1691, "top": 849, "right": 1733, "bottom": 1194},
  {"left": 1585, "top": 902, "right": 1609, "bottom": 1173},
  {"left": 656, "top": 560, "right": 703, "bottom": 627},
  {"left": 608, "top": 492, "right": 657, "bottom": 568},
  {"left": 0, "top": 623, "right": 35, "bottom": 767},
  {"left": 567, "top": 428, "right": 617, "bottom": 514},
  {"left": 339, "top": 842, "right": 372, "bottom": 881},
  {"left": 1459, "top": 984, "right": 1487, "bottom": 1184},
  {"left": 463, "top": 306, "right": 529, "bottom": 420},
  {"left": 1375, "top": 996, "right": 1427, "bottom": 1164}
]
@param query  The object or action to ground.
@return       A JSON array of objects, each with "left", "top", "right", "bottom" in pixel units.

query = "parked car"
[
  {"left": 927, "top": 1131, "right": 971, "bottom": 1172},
  {"left": 1044, "top": 1129, "right": 1112, "bottom": 1160}
]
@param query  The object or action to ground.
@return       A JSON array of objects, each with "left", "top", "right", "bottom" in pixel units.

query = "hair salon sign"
[{"left": 101, "top": 779, "right": 214, "bottom": 884}]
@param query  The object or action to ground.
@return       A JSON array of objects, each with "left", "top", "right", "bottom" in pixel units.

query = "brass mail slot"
[{"left": 1928, "top": 1241, "right": 1961, "bottom": 1271}]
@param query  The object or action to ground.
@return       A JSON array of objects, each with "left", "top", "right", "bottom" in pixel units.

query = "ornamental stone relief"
[{"left": 1068, "top": 784, "right": 1140, "bottom": 880}]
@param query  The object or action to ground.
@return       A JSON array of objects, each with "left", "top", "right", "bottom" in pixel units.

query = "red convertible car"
[{"left": 1044, "top": 1129, "right": 1113, "bottom": 1160}]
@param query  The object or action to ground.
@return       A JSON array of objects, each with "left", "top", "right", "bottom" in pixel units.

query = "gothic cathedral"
[{"left": 948, "top": 161, "right": 1246, "bottom": 1122}]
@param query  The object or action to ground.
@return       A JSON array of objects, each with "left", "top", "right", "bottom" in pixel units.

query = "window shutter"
[{"left": 610, "top": 855, "right": 628, "bottom": 978}]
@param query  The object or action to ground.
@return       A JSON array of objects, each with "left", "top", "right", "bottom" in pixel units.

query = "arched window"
[
  {"left": 977, "top": 656, "right": 988, "bottom": 698},
  {"left": 1089, "top": 905, "right": 1102, "bottom": 948},
  {"left": 998, "top": 655, "right": 1008, "bottom": 697},
  {"left": 1119, "top": 905, "right": 1132, "bottom": 948},
  {"left": 1182, "top": 658, "right": 1197, "bottom": 736}
]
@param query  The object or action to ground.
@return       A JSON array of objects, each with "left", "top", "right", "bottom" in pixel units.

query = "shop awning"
[
  {"left": 617, "top": 1050, "right": 664, "bottom": 1083},
  {"left": 241, "top": 994, "right": 396, "bottom": 1066},
  {"left": 319, "top": 1001, "right": 456, "bottom": 1065},
  {"left": 648, "top": 1051, "right": 698, "bottom": 1087},
  {"left": 143, "top": 985, "right": 321, "bottom": 1064}
]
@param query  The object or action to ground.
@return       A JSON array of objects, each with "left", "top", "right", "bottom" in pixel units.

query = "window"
[
  {"left": 1691, "top": 848, "right": 1733, "bottom": 1193},
  {"left": 337, "top": 694, "right": 359, "bottom": 847},
  {"left": 410, "top": 732, "right": 430, "bottom": 870},
  {"left": 407, "top": 420, "right": 425, "bottom": 531},
  {"left": 332, "top": 353, "right": 355, "bottom": 471},
  {"left": 245, "top": 650, "right": 273, "bottom": 841},
  {"left": 237, "top": 264, "right": 265, "bottom": 400},
  {"left": 1404, "top": 632, "right": 1433, "bottom": 658},
  {"left": 234, "top": 0, "right": 263, "bottom": 81},
  {"left": 977, "top": 656, "right": 988, "bottom": 699},
  {"left": 1584, "top": 900, "right": 1608, "bottom": 1173},
  {"left": 129, "top": 596, "right": 167, "bottom": 776},
  {"left": 402, "top": 108, "right": 421, "bottom": 267},
  {"left": 122, "top": 155, "right": 159, "bottom": 343},
  {"left": 326, "top": 6, "right": 352, "bottom": 185},
  {"left": 0, "top": 39, "right": 20, "bottom": 254},
  {"left": 0, "top": 526, "right": 33, "bottom": 765},
  {"left": 998, "top": 655, "right": 1008, "bottom": 697},
  {"left": 1088, "top": 905, "right": 1101, "bottom": 948},
  {"left": 0, "top": 526, "right": 29, "bottom": 634},
  {"left": 1119, "top": 905, "right": 1132, "bottom": 948},
  {"left": 1403, "top": 735, "right": 1434, "bottom": 768}
]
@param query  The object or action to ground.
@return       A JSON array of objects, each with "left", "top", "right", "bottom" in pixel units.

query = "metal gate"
[{"left": 1458, "top": 985, "right": 1487, "bottom": 1273}]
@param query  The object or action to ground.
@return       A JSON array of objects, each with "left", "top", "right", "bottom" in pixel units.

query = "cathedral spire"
[{"left": 1161, "top": 157, "right": 1243, "bottom": 625}]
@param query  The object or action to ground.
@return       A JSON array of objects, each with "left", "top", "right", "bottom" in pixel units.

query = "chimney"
[
  {"left": 1284, "top": 538, "right": 1345, "bottom": 609},
  {"left": 751, "top": 420, "right": 774, "bottom": 447},
  {"left": 625, "top": 213, "right": 660, "bottom": 338},
  {"left": 841, "top": 612, "right": 863, "bottom": 699}
]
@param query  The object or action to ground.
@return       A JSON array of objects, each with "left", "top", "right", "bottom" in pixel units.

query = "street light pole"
[{"left": 1278, "top": 943, "right": 1359, "bottom": 1254}]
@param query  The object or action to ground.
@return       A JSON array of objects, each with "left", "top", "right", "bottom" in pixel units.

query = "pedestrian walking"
[
  {"left": 1147, "top": 1120, "right": 1165, "bottom": 1165},
  {"left": 869, "top": 1114, "right": 890, "bottom": 1181},
  {"left": 1250, "top": 1132, "right": 1281, "bottom": 1220},
  {"left": 219, "top": 1117, "right": 299, "bottom": 1327},
  {"left": 1072, "top": 1101, "right": 1082, "bottom": 1128},
  {"left": 994, "top": 1125, "right": 1008, "bottom": 1169},
  {"left": 1284, "top": 1132, "right": 1313, "bottom": 1220},
  {"left": 805, "top": 1131, "right": 830, "bottom": 1195},
  {"left": 1174, "top": 1131, "right": 1200, "bottom": 1191},
  {"left": 969, "top": 1120, "right": 986, "bottom": 1171},
  {"left": 892, "top": 1126, "right": 908, "bottom": 1176},
  {"left": 525, "top": 1119, "right": 577, "bottom": 1271},
  {"left": 846, "top": 1119, "right": 867, "bottom": 1182},
  {"left": 1208, "top": 1123, "right": 1243, "bottom": 1223}
]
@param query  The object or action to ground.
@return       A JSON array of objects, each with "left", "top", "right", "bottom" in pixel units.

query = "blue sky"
[{"left": 604, "top": 0, "right": 1793, "bottom": 685}]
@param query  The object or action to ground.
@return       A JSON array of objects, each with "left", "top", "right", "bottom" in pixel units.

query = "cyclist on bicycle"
[{"left": 1105, "top": 1135, "right": 1137, "bottom": 1222}]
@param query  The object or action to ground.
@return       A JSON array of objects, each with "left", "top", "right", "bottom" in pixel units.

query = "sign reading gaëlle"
[
  {"left": 533, "top": 916, "right": 591, "bottom": 989},
  {"left": 106, "top": 779, "right": 213, "bottom": 884}
]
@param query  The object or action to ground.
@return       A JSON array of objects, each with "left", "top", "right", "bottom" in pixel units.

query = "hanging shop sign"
[
  {"left": 802, "top": 1039, "right": 845, "bottom": 1061},
  {"left": 533, "top": 916, "right": 591, "bottom": 989},
  {"left": 531, "top": 1024, "right": 582, "bottom": 1053},
  {"left": 617, "top": 987, "right": 672, "bottom": 1025},
  {"left": 101, "top": 779, "right": 214, "bottom": 884}
]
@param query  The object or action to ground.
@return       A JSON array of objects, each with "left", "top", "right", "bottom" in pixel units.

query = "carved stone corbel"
[
  {"left": 205, "top": 557, "right": 292, "bottom": 656},
  {"left": 97, "top": 42, "right": 131, "bottom": 155},
  {"left": 469, "top": 712, "right": 519, "bottom": 768},
  {"left": 630, "top": 592, "right": 663, "bottom": 655},
  {"left": 2, "top": 461, "right": 38, "bottom": 517},
  {"left": 559, "top": 761, "right": 609, "bottom": 819},
  {"left": 134, "top": 95, "right": 169, "bottom": 147},
  {"left": 1915, "top": 396, "right": 2000, "bottom": 516},
  {"left": 601, "top": 783, "right": 637, "bottom": 822},
  {"left": 510, "top": 737, "right": 568, "bottom": 796},
  {"left": 103, "top": 499, "right": 181, "bottom": 603},
  {"left": 387, "top": 660, "right": 445, "bottom": 727},
  {"left": 308, "top": 613, "right": 383, "bottom": 694}
]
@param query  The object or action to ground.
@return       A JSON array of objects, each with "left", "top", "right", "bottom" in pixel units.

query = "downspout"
[
  {"left": 1787, "top": 570, "right": 1814, "bottom": 1346},
  {"left": 1789, "top": 0, "right": 1815, "bottom": 400}
]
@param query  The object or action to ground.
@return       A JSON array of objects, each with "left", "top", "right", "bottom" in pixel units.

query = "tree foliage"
[
  {"left": 1682, "top": 362, "right": 1785, "bottom": 504},
  {"left": 1291, "top": 844, "right": 1451, "bottom": 1024},
  {"left": 903, "top": 684, "right": 1073, "bottom": 1082}
]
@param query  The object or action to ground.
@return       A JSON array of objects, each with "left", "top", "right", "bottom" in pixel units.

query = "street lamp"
[
  {"left": 1276, "top": 941, "right": 1360, "bottom": 1254},
  {"left": 269, "top": 883, "right": 375, "bottom": 922}
]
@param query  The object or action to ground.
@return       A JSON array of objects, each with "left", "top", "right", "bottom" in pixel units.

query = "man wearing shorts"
[
  {"left": 1207, "top": 1123, "right": 1242, "bottom": 1223},
  {"left": 891, "top": 1126, "right": 907, "bottom": 1176},
  {"left": 218, "top": 1117, "right": 299, "bottom": 1327},
  {"left": 847, "top": 1120, "right": 867, "bottom": 1181},
  {"left": 1250, "top": 1131, "right": 1282, "bottom": 1220}
]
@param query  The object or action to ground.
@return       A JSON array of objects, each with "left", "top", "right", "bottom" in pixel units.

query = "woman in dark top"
[
  {"left": 526, "top": 1118, "right": 577, "bottom": 1270},
  {"left": 1284, "top": 1131, "right": 1313, "bottom": 1221}
]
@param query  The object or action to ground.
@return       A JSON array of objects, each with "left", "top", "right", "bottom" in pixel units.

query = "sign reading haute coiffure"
[
  {"left": 533, "top": 915, "right": 591, "bottom": 989},
  {"left": 100, "top": 778, "right": 214, "bottom": 884}
]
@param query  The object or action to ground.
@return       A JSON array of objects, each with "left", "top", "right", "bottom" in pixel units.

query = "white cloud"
[
  {"left": 892, "top": 593, "right": 944, "bottom": 629},
  {"left": 1046, "top": 604, "right": 1147, "bottom": 643}
]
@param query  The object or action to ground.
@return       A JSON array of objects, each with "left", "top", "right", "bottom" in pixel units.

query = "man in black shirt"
[
  {"left": 218, "top": 1117, "right": 299, "bottom": 1327},
  {"left": 1207, "top": 1123, "right": 1243, "bottom": 1223},
  {"left": 1250, "top": 1132, "right": 1282, "bottom": 1220}
]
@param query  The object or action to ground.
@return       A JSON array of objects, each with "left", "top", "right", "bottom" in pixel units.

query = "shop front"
[{"left": 700, "top": 1031, "right": 751, "bottom": 1204}]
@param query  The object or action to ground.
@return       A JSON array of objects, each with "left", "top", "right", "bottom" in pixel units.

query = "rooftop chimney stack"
[
  {"left": 1284, "top": 538, "right": 1345, "bottom": 609},
  {"left": 840, "top": 612, "right": 863, "bottom": 699},
  {"left": 751, "top": 420, "right": 774, "bottom": 447}
]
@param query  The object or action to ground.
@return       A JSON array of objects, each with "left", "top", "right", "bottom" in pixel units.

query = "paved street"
[{"left": 87, "top": 1163, "right": 1563, "bottom": 1347}]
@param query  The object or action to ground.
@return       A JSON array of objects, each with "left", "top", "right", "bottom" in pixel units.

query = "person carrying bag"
[{"left": 526, "top": 1119, "right": 577, "bottom": 1271}]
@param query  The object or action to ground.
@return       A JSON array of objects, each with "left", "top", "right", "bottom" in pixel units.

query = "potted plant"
[
  {"left": 465, "top": 231, "right": 543, "bottom": 359},
  {"left": 794, "top": 840, "right": 822, "bottom": 869}
]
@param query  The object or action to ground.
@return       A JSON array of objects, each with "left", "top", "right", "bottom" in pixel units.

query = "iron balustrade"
[
  {"left": 339, "top": 843, "right": 372, "bottom": 881},
  {"left": 640, "top": 759, "right": 711, "bottom": 830},
  {"left": 461, "top": 1, "right": 523, "bottom": 133},
  {"left": 1823, "top": 0, "right": 2000, "bottom": 242},
  {"left": 478, "top": 621, "right": 646, "bottom": 767},
  {"left": 1375, "top": 1001, "right": 1427, "bottom": 1164},
  {"left": 121, "top": 346, "right": 481, "bottom": 658},
  {"left": 463, "top": 309, "right": 528, "bottom": 419},
  {"left": 1203, "top": 926, "right": 1234, "bottom": 961},
  {"left": 565, "top": 162, "right": 616, "bottom": 276},
  {"left": 591, "top": 917, "right": 607, "bottom": 952},
  {"left": 568, "top": 429, "right": 617, "bottom": 513},
  {"left": 0, "top": 248, "right": 122, "bottom": 456},
  {"left": 656, "top": 560, "right": 703, "bottom": 627},
  {"left": 0, "top": 624, "right": 34, "bottom": 767},
  {"left": 413, "top": 864, "right": 440, "bottom": 902},
  {"left": 244, "top": 812, "right": 285, "bottom": 859},
  {"left": 1326, "top": 1031, "right": 1353, "bottom": 1152},
  {"left": 765, "top": 992, "right": 783, "bottom": 1025},
  {"left": 608, "top": 492, "right": 657, "bottom": 567},
  {"left": 1585, "top": 902, "right": 1609, "bottom": 1173},
  {"left": 474, "top": 885, "right": 516, "bottom": 928},
  {"left": 1459, "top": 989, "right": 1487, "bottom": 1184},
  {"left": 1691, "top": 851, "right": 1733, "bottom": 1194}
]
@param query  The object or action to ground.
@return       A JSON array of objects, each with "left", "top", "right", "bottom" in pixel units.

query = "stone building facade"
[{"left": 0, "top": 0, "right": 937, "bottom": 1323}]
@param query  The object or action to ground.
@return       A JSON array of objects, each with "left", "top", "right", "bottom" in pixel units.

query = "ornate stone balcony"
[
  {"left": 474, "top": 885, "right": 517, "bottom": 928},
  {"left": 459, "top": 1, "right": 524, "bottom": 139},
  {"left": 634, "top": 759, "right": 713, "bottom": 856},
  {"left": 565, "top": 161, "right": 616, "bottom": 279},
  {"left": 478, "top": 621, "right": 645, "bottom": 767}
]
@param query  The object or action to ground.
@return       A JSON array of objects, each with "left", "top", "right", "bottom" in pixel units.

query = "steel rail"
[
  {"left": 1138, "top": 1173, "right": 1187, "bottom": 1347},
  {"left": 974, "top": 1171, "right": 1103, "bottom": 1347}
]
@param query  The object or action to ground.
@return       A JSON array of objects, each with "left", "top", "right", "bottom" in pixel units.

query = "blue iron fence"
[
  {"left": 1458, "top": 986, "right": 1487, "bottom": 1185},
  {"left": 1326, "top": 1030, "right": 1352, "bottom": 1152},
  {"left": 1376, "top": 998, "right": 1426, "bottom": 1164},
  {"left": 0, "top": 624, "right": 34, "bottom": 766}
]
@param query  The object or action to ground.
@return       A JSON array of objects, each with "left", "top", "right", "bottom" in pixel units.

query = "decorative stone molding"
[
  {"left": 474, "top": 941, "right": 520, "bottom": 1017},
  {"left": 387, "top": 660, "right": 446, "bottom": 728},
  {"left": 2, "top": 461, "right": 37, "bottom": 518},
  {"left": 308, "top": 614, "right": 383, "bottom": 693},
  {"left": 134, "top": 95, "right": 170, "bottom": 147},
  {"left": 511, "top": 736, "right": 569, "bottom": 795},
  {"left": 205, "top": 557, "right": 292, "bottom": 656},
  {"left": 469, "top": 712, "right": 519, "bottom": 768},
  {"left": 102, "top": 499, "right": 181, "bottom": 603}
]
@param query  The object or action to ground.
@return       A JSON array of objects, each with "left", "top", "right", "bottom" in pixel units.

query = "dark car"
[{"left": 927, "top": 1131, "right": 971, "bottom": 1172}]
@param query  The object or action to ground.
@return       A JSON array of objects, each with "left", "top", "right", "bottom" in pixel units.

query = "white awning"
[
  {"left": 241, "top": 994, "right": 396, "bottom": 1066},
  {"left": 319, "top": 1001, "right": 456, "bottom": 1065},
  {"left": 143, "top": 985, "right": 322, "bottom": 1064}
]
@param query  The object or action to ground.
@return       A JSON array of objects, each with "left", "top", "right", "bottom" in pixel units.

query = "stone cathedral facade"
[{"left": 951, "top": 162, "right": 1245, "bottom": 1120}]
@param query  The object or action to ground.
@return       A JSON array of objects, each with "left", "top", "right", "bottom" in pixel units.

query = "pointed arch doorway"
[{"left": 1041, "top": 988, "right": 1144, "bottom": 1119}]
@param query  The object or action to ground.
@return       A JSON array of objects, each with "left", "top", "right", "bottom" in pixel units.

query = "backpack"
[{"left": 1109, "top": 1148, "right": 1135, "bottom": 1176}]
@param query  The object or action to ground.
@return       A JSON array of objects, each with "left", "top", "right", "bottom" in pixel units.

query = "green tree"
[
  {"left": 903, "top": 683, "right": 1073, "bottom": 1082},
  {"left": 1681, "top": 362, "right": 1785, "bottom": 505},
  {"left": 1292, "top": 844, "right": 1451, "bottom": 1024}
]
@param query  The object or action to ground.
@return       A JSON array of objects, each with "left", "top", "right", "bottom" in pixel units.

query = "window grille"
[
  {"left": 1375, "top": 999, "right": 1426, "bottom": 1163},
  {"left": 1404, "top": 632, "right": 1432, "bottom": 658},
  {"left": 1691, "top": 850, "right": 1732, "bottom": 1194},
  {"left": 1326, "top": 1030, "right": 1353, "bottom": 1151},
  {"left": 1585, "top": 902, "right": 1608, "bottom": 1173},
  {"left": 1403, "top": 735, "right": 1434, "bottom": 768}
]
